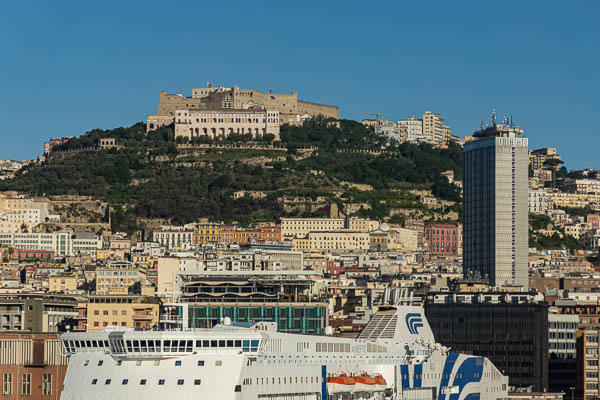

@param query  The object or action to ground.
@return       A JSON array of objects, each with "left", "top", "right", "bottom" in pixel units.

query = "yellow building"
[
  {"left": 196, "top": 222, "right": 222, "bottom": 244},
  {"left": 48, "top": 274, "right": 78, "bottom": 293},
  {"left": 77, "top": 295, "right": 160, "bottom": 332},
  {"left": 281, "top": 218, "right": 346, "bottom": 238},
  {"left": 132, "top": 254, "right": 157, "bottom": 269},
  {"left": 347, "top": 218, "right": 379, "bottom": 232}
]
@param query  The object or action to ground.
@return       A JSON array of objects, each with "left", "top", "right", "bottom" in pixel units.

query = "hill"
[{"left": 1, "top": 118, "right": 463, "bottom": 233}]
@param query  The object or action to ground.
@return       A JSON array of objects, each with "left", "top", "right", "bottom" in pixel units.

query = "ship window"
[
  {"left": 198, "top": 361, "right": 204, "bottom": 366},
  {"left": 122, "top": 379, "right": 128, "bottom": 385},
  {"left": 242, "top": 340, "right": 250, "bottom": 352},
  {"left": 158, "top": 379, "right": 165, "bottom": 385},
  {"left": 194, "top": 379, "right": 201, "bottom": 385},
  {"left": 178, "top": 341, "right": 186, "bottom": 352},
  {"left": 105, "top": 379, "right": 111, "bottom": 385},
  {"left": 177, "top": 379, "right": 184, "bottom": 385},
  {"left": 234, "top": 385, "right": 241, "bottom": 392},
  {"left": 140, "top": 379, "right": 146, "bottom": 385},
  {"left": 203, "top": 340, "right": 210, "bottom": 347},
  {"left": 91, "top": 379, "right": 97, "bottom": 385},
  {"left": 196, "top": 340, "right": 202, "bottom": 348},
  {"left": 215, "top": 360, "right": 222, "bottom": 366},
  {"left": 126, "top": 340, "right": 133, "bottom": 352},
  {"left": 98, "top": 361, "right": 103, "bottom": 366},
  {"left": 83, "top": 360, "right": 89, "bottom": 366},
  {"left": 251, "top": 340, "right": 259, "bottom": 351},
  {"left": 140, "top": 340, "right": 147, "bottom": 352},
  {"left": 136, "top": 361, "right": 142, "bottom": 366},
  {"left": 235, "top": 340, "right": 242, "bottom": 347},
  {"left": 163, "top": 340, "right": 170, "bottom": 350},
  {"left": 133, "top": 340, "right": 140, "bottom": 352},
  {"left": 186, "top": 340, "right": 193, "bottom": 352},
  {"left": 219, "top": 340, "right": 226, "bottom": 347},
  {"left": 175, "top": 361, "right": 182, "bottom": 366},
  {"left": 226, "top": 340, "right": 234, "bottom": 347},
  {"left": 211, "top": 340, "right": 218, "bottom": 347},
  {"left": 153, "top": 360, "right": 160, "bottom": 366},
  {"left": 104, "top": 341, "right": 109, "bottom": 347},
  {"left": 92, "top": 341, "right": 98, "bottom": 348}
]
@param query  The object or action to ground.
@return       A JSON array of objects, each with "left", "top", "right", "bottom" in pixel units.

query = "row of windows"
[
  {"left": 64, "top": 338, "right": 260, "bottom": 354},
  {"left": 92, "top": 378, "right": 201, "bottom": 386},
  {"left": 2, "top": 373, "right": 51, "bottom": 396}
]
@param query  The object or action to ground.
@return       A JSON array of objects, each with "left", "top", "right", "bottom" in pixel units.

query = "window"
[
  {"left": 158, "top": 379, "right": 165, "bottom": 385},
  {"left": 105, "top": 379, "right": 111, "bottom": 385},
  {"left": 198, "top": 360, "right": 204, "bottom": 366},
  {"left": 42, "top": 374, "right": 52, "bottom": 396},
  {"left": 22, "top": 373, "right": 31, "bottom": 395},
  {"left": 84, "top": 360, "right": 89, "bottom": 366},
  {"left": 122, "top": 379, "right": 128, "bottom": 385},
  {"left": 2, "top": 373, "right": 12, "bottom": 395},
  {"left": 194, "top": 379, "right": 201, "bottom": 385},
  {"left": 98, "top": 360, "right": 103, "bottom": 366},
  {"left": 140, "top": 379, "right": 147, "bottom": 385},
  {"left": 234, "top": 385, "right": 241, "bottom": 392},
  {"left": 91, "top": 379, "right": 97, "bottom": 385},
  {"left": 215, "top": 360, "right": 222, "bottom": 366},
  {"left": 175, "top": 361, "right": 182, "bottom": 366},
  {"left": 177, "top": 379, "right": 184, "bottom": 385}
]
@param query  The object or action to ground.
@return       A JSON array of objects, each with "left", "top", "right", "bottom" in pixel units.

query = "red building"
[
  {"left": 10, "top": 248, "right": 55, "bottom": 261},
  {"left": 424, "top": 223, "right": 458, "bottom": 255},
  {"left": 221, "top": 225, "right": 281, "bottom": 244},
  {"left": 587, "top": 214, "right": 600, "bottom": 230}
]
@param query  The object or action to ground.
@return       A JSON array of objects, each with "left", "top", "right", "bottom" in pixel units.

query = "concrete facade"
[{"left": 463, "top": 120, "right": 529, "bottom": 288}]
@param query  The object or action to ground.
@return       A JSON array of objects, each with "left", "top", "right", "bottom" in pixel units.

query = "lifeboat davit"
[
  {"left": 326, "top": 374, "right": 354, "bottom": 394},
  {"left": 352, "top": 373, "right": 377, "bottom": 392}
]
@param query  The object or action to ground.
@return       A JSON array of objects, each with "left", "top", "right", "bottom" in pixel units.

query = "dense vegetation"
[
  {"left": 528, "top": 213, "right": 587, "bottom": 250},
  {"left": 1, "top": 119, "right": 463, "bottom": 233}
]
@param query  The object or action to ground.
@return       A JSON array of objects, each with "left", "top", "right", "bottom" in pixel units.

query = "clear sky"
[{"left": 1, "top": 1, "right": 599, "bottom": 169}]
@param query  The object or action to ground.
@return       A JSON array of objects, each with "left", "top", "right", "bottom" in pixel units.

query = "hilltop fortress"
[{"left": 146, "top": 84, "right": 339, "bottom": 134}]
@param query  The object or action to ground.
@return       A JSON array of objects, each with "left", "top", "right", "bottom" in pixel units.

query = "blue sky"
[{"left": 1, "top": 1, "right": 599, "bottom": 169}]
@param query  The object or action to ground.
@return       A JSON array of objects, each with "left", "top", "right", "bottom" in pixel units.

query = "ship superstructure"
[{"left": 60, "top": 304, "right": 508, "bottom": 400}]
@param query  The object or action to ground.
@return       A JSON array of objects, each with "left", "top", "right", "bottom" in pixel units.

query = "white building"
[
  {"left": 0, "top": 232, "right": 73, "bottom": 257},
  {"left": 529, "top": 189, "right": 548, "bottom": 214},
  {"left": 398, "top": 116, "right": 424, "bottom": 143}
]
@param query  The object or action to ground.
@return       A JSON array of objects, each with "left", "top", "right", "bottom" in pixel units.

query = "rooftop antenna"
[
  {"left": 492, "top": 109, "right": 497, "bottom": 126},
  {"left": 480, "top": 118, "right": 484, "bottom": 130},
  {"left": 510, "top": 115, "right": 513, "bottom": 127},
  {"left": 269, "top": 84, "right": 272, "bottom": 94}
]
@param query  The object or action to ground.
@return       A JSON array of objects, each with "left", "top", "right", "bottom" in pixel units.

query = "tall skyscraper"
[{"left": 463, "top": 113, "right": 529, "bottom": 288}]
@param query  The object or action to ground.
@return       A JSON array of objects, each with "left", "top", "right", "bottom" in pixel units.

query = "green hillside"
[{"left": 1, "top": 118, "right": 463, "bottom": 232}]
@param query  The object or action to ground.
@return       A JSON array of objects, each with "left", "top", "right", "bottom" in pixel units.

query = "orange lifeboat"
[
  {"left": 326, "top": 373, "right": 354, "bottom": 394},
  {"left": 352, "top": 373, "right": 377, "bottom": 392},
  {"left": 373, "top": 374, "right": 387, "bottom": 392}
]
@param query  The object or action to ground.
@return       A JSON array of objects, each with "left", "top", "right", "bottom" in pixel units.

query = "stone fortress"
[{"left": 146, "top": 83, "right": 339, "bottom": 135}]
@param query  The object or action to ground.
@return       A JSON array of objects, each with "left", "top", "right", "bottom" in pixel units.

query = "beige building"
[
  {"left": 0, "top": 192, "right": 50, "bottom": 234},
  {"left": 95, "top": 262, "right": 146, "bottom": 295},
  {"left": 548, "top": 191, "right": 600, "bottom": 209},
  {"left": 48, "top": 274, "right": 78, "bottom": 293},
  {"left": 281, "top": 218, "right": 346, "bottom": 238},
  {"left": 147, "top": 85, "right": 339, "bottom": 131},
  {"left": 347, "top": 218, "right": 379, "bottom": 232},
  {"left": 388, "top": 227, "right": 419, "bottom": 252},
  {"left": 174, "top": 108, "right": 280, "bottom": 140},
  {"left": 423, "top": 110, "right": 445, "bottom": 144},
  {"left": 293, "top": 231, "right": 370, "bottom": 251},
  {"left": 77, "top": 295, "right": 160, "bottom": 332}
]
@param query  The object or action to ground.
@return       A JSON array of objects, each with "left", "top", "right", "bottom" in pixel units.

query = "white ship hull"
[{"left": 59, "top": 306, "right": 509, "bottom": 400}]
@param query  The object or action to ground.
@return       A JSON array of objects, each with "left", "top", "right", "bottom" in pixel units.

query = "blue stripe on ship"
[
  {"left": 321, "top": 365, "right": 327, "bottom": 399},
  {"left": 448, "top": 357, "right": 484, "bottom": 400},
  {"left": 438, "top": 352, "right": 459, "bottom": 400},
  {"left": 414, "top": 364, "right": 423, "bottom": 388},
  {"left": 401, "top": 365, "right": 410, "bottom": 389}
]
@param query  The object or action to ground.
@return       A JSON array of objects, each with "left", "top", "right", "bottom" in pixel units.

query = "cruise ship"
[{"left": 59, "top": 303, "right": 508, "bottom": 400}]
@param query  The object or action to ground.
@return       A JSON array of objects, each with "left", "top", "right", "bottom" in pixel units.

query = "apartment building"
[
  {"left": 398, "top": 116, "right": 423, "bottom": 143},
  {"left": 293, "top": 231, "right": 370, "bottom": 251},
  {"left": 281, "top": 218, "right": 345, "bottom": 238},
  {"left": 423, "top": 110, "right": 446, "bottom": 144},
  {"left": 196, "top": 222, "right": 222, "bottom": 244},
  {"left": 578, "top": 328, "right": 600, "bottom": 400},
  {"left": 548, "top": 191, "right": 600, "bottom": 209},
  {"left": 548, "top": 313, "right": 578, "bottom": 395},
  {"left": 151, "top": 227, "right": 195, "bottom": 249},
  {"left": 424, "top": 224, "right": 458, "bottom": 255},
  {"left": 76, "top": 295, "right": 160, "bottom": 332},
  {"left": 174, "top": 108, "right": 280, "bottom": 140},
  {"left": 529, "top": 189, "right": 549, "bottom": 214},
  {"left": 0, "top": 232, "right": 73, "bottom": 257},
  {"left": 95, "top": 261, "right": 146, "bottom": 295},
  {"left": 0, "top": 294, "right": 78, "bottom": 332},
  {"left": 48, "top": 274, "right": 78, "bottom": 293}
]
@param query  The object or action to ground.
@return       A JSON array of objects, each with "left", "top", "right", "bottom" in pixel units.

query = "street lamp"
[{"left": 569, "top": 386, "right": 575, "bottom": 400}]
